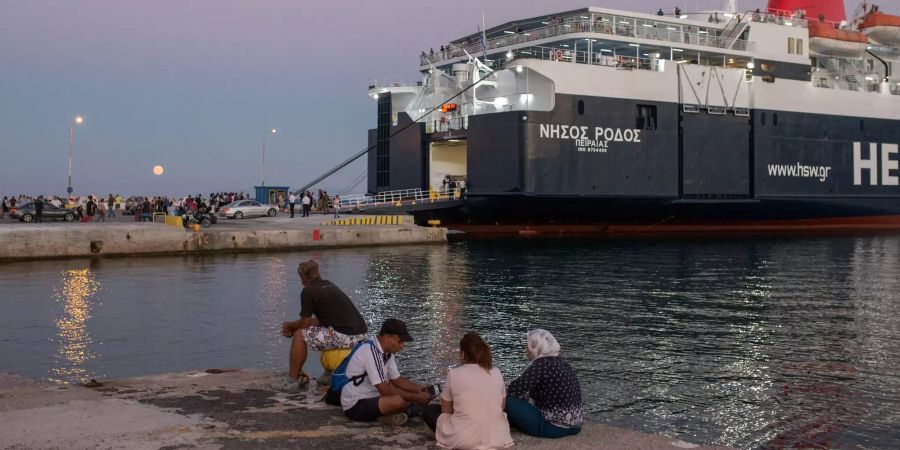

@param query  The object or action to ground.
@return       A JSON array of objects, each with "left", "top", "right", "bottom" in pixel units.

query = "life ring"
[{"left": 554, "top": 49, "right": 563, "bottom": 61}]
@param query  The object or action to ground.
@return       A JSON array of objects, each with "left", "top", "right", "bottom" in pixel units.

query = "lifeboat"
[
  {"left": 860, "top": 11, "right": 900, "bottom": 46},
  {"left": 808, "top": 20, "right": 868, "bottom": 57}
]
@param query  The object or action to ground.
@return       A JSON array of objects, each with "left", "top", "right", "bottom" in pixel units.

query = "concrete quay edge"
[
  {"left": 0, "top": 222, "right": 447, "bottom": 261},
  {"left": 0, "top": 369, "right": 733, "bottom": 450}
]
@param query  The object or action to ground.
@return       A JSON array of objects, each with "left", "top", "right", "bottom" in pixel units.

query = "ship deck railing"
[
  {"left": 425, "top": 116, "right": 467, "bottom": 133},
  {"left": 514, "top": 45, "right": 662, "bottom": 71},
  {"left": 368, "top": 76, "right": 422, "bottom": 90},
  {"left": 420, "top": 15, "right": 752, "bottom": 67},
  {"left": 750, "top": 10, "right": 807, "bottom": 28}
]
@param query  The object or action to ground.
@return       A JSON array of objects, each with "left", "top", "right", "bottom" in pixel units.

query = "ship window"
[
  {"left": 860, "top": 119, "right": 865, "bottom": 131},
  {"left": 761, "top": 112, "right": 766, "bottom": 125},
  {"left": 796, "top": 38, "right": 803, "bottom": 55},
  {"left": 761, "top": 63, "right": 775, "bottom": 72},
  {"left": 578, "top": 100, "right": 585, "bottom": 115},
  {"left": 636, "top": 104, "right": 657, "bottom": 130},
  {"left": 787, "top": 37, "right": 795, "bottom": 54},
  {"left": 773, "top": 113, "right": 778, "bottom": 126}
]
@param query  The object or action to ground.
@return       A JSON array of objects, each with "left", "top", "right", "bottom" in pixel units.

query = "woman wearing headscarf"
[
  {"left": 505, "top": 329, "right": 583, "bottom": 438},
  {"left": 424, "top": 332, "right": 514, "bottom": 449}
]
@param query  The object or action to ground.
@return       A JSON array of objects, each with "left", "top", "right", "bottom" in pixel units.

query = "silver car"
[{"left": 218, "top": 200, "right": 278, "bottom": 219}]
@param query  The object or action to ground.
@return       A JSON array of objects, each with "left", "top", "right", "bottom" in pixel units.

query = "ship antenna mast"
[{"left": 724, "top": 0, "right": 738, "bottom": 13}]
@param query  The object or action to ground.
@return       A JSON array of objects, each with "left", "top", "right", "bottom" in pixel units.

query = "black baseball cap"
[{"left": 379, "top": 318, "right": 414, "bottom": 342}]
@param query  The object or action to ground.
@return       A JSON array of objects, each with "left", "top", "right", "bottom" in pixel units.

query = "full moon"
[{"left": 152, "top": 165, "right": 164, "bottom": 176}]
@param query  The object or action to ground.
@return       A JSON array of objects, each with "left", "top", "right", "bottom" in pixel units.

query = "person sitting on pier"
[
  {"left": 425, "top": 332, "right": 514, "bottom": 449},
  {"left": 505, "top": 329, "right": 583, "bottom": 438},
  {"left": 274, "top": 260, "right": 368, "bottom": 393},
  {"left": 340, "top": 318, "right": 431, "bottom": 425}
]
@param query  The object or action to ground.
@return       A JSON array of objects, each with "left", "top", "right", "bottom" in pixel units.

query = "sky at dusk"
[{"left": 0, "top": 0, "right": 887, "bottom": 196}]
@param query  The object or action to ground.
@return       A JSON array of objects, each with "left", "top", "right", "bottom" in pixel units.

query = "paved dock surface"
[
  {"left": 0, "top": 369, "right": 732, "bottom": 450},
  {"left": 0, "top": 215, "right": 445, "bottom": 261},
  {"left": 0, "top": 370, "right": 732, "bottom": 450}
]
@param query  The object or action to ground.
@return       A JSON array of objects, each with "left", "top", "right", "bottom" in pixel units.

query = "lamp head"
[{"left": 74, "top": 116, "right": 84, "bottom": 125}]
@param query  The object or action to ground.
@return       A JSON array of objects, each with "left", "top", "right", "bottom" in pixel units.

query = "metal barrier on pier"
[{"left": 337, "top": 187, "right": 462, "bottom": 211}]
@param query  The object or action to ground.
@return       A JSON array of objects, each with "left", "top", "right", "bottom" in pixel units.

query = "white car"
[{"left": 219, "top": 200, "right": 277, "bottom": 219}]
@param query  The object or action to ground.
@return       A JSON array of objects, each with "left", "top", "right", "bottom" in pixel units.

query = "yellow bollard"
[{"left": 427, "top": 219, "right": 441, "bottom": 227}]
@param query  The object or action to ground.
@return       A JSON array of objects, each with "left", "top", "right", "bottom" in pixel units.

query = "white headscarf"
[{"left": 526, "top": 328, "right": 560, "bottom": 361}]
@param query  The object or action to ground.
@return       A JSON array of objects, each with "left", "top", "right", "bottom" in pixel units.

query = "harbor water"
[{"left": 2, "top": 235, "right": 899, "bottom": 448}]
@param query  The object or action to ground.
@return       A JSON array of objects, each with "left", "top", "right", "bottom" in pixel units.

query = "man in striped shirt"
[{"left": 340, "top": 319, "right": 431, "bottom": 425}]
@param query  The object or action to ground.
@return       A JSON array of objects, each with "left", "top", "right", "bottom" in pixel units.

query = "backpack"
[{"left": 323, "top": 340, "right": 373, "bottom": 406}]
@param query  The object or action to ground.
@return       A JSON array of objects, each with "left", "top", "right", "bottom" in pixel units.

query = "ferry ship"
[{"left": 365, "top": 0, "right": 900, "bottom": 233}]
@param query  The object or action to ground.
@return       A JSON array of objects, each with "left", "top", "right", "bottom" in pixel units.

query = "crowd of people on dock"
[
  {"left": 276, "top": 260, "right": 583, "bottom": 448},
  {"left": 1, "top": 189, "right": 346, "bottom": 222}
]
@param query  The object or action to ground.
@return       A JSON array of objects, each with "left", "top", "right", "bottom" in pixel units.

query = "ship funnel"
[{"left": 766, "top": 0, "right": 846, "bottom": 23}]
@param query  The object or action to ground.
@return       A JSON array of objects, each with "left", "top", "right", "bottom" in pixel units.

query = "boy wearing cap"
[{"left": 341, "top": 318, "right": 431, "bottom": 425}]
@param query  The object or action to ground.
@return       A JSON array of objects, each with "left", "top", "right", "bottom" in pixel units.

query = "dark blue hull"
[{"left": 370, "top": 93, "right": 900, "bottom": 232}]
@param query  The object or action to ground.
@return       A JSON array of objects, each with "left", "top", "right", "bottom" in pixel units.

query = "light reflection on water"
[
  {"left": 1, "top": 235, "right": 899, "bottom": 448},
  {"left": 51, "top": 268, "right": 101, "bottom": 383}
]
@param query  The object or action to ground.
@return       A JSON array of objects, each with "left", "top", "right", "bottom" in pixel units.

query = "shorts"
[
  {"left": 344, "top": 397, "right": 381, "bottom": 422},
  {"left": 301, "top": 326, "right": 366, "bottom": 351}
]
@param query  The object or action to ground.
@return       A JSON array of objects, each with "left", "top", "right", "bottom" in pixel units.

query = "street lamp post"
[
  {"left": 67, "top": 116, "right": 84, "bottom": 194},
  {"left": 260, "top": 128, "right": 277, "bottom": 186}
]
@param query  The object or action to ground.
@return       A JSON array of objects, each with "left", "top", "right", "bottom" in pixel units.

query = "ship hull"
[
  {"left": 372, "top": 91, "right": 900, "bottom": 234},
  {"left": 408, "top": 195, "right": 900, "bottom": 233}
]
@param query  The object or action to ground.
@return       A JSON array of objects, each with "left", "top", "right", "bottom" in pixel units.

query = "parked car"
[
  {"left": 11, "top": 202, "right": 77, "bottom": 222},
  {"left": 218, "top": 200, "right": 277, "bottom": 219}
]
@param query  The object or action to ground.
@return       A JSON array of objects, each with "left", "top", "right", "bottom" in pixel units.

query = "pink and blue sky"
[{"left": 0, "top": 0, "right": 890, "bottom": 196}]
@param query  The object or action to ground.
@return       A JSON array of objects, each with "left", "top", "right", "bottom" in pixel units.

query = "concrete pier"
[
  {"left": 0, "top": 370, "right": 732, "bottom": 450},
  {"left": 0, "top": 215, "right": 446, "bottom": 261}
]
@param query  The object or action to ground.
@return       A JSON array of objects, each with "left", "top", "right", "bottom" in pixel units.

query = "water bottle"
[{"left": 306, "top": 377, "right": 317, "bottom": 404}]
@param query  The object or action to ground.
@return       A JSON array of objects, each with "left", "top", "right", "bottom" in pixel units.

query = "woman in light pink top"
[{"left": 434, "top": 332, "right": 514, "bottom": 449}]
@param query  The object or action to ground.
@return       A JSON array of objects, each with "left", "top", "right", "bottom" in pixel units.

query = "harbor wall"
[{"left": 0, "top": 223, "right": 446, "bottom": 261}]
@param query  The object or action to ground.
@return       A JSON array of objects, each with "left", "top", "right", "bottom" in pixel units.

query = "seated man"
[
  {"left": 341, "top": 319, "right": 431, "bottom": 425},
  {"left": 274, "top": 260, "right": 368, "bottom": 392}
]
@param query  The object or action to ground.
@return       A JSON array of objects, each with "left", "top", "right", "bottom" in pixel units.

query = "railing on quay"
[
  {"left": 420, "top": 17, "right": 753, "bottom": 66},
  {"left": 337, "top": 187, "right": 463, "bottom": 211}
]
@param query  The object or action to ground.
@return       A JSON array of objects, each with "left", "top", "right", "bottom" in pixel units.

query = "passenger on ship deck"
[
  {"left": 505, "top": 329, "right": 583, "bottom": 438},
  {"left": 273, "top": 260, "right": 368, "bottom": 392},
  {"left": 425, "top": 332, "right": 514, "bottom": 449}
]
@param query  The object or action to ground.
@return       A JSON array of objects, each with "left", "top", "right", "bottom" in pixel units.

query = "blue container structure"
[{"left": 254, "top": 186, "right": 289, "bottom": 207}]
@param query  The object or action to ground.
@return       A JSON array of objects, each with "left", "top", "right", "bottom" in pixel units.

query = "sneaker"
[{"left": 377, "top": 412, "right": 408, "bottom": 426}]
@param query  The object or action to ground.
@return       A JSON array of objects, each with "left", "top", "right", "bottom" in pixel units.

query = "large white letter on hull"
[
  {"left": 881, "top": 143, "right": 898, "bottom": 186},
  {"left": 853, "top": 142, "right": 878, "bottom": 186}
]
